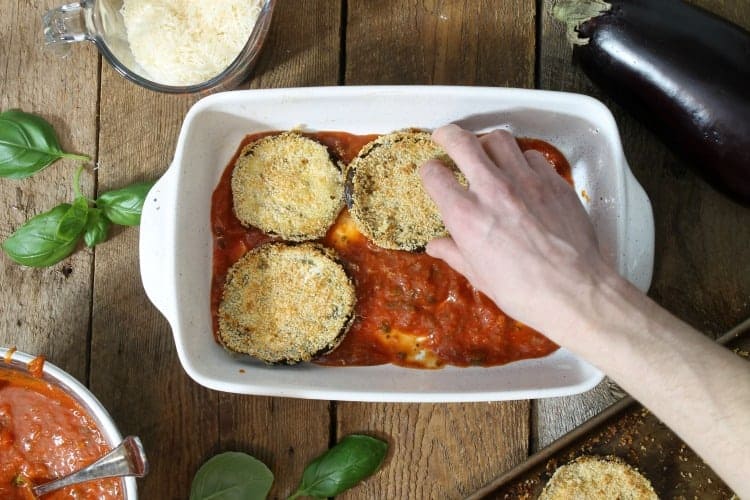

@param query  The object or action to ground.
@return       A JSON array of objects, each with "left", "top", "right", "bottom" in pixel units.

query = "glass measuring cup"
[{"left": 43, "top": 0, "right": 276, "bottom": 94}]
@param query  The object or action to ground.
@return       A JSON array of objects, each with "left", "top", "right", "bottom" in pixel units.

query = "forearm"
[{"left": 555, "top": 271, "right": 750, "bottom": 495}]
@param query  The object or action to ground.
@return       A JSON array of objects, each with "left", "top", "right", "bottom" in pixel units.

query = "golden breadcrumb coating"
[
  {"left": 232, "top": 132, "right": 343, "bottom": 241},
  {"left": 540, "top": 455, "right": 659, "bottom": 500},
  {"left": 218, "top": 242, "right": 356, "bottom": 364},
  {"left": 347, "top": 130, "right": 465, "bottom": 251}
]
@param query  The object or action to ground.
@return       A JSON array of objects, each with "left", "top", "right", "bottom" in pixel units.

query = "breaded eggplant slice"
[
  {"left": 347, "top": 130, "right": 465, "bottom": 251},
  {"left": 231, "top": 132, "right": 344, "bottom": 241},
  {"left": 540, "top": 455, "right": 658, "bottom": 500},
  {"left": 218, "top": 242, "right": 356, "bottom": 364}
]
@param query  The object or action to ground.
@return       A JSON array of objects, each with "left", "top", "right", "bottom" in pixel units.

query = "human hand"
[{"left": 419, "top": 124, "right": 620, "bottom": 341}]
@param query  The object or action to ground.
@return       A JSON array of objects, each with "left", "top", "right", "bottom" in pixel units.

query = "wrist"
[
  {"left": 551, "top": 263, "right": 708, "bottom": 377},
  {"left": 545, "top": 262, "right": 648, "bottom": 361}
]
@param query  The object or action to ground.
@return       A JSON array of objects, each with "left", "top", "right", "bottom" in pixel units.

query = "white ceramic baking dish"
[{"left": 139, "top": 86, "right": 654, "bottom": 402}]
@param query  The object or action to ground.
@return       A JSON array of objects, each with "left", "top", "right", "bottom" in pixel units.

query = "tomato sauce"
[
  {"left": 211, "top": 131, "right": 571, "bottom": 368},
  {"left": 0, "top": 361, "right": 122, "bottom": 500}
]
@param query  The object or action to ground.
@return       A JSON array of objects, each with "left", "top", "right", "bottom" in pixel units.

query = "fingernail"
[{"left": 432, "top": 123, "right": 458, "bottom": 142}]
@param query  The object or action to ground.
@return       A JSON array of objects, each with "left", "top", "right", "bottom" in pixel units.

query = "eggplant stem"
[{"left": 551, "top": 0, "right": 612, "bottom": 46}]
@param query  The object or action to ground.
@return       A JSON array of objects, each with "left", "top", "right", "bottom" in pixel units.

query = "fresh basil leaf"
[
  {"left": 189, "top": 452, "right": 273, "bottom": 500},
  {"left": 57, "top": 196, "right": 90, "bottom": 241},
  {"left": 83, "top": 208, "right": 111, "bottom": 248},
  {"left": 96, "top": 180, "right": 155, "bottom": 226},
  {"left": 0, "top": 110, "right": 88, "bottom": 179},
  {"left": 1, "top": 204, "right": 82, "bottom": 267},
  {"left": 290, "top": 434, "right": 388, "bottom": 499}
]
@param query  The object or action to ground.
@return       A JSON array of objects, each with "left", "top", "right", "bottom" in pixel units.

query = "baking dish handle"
[
  {"left": 139, "top": 164, "right": 179, "bottom": 324},
  {"left": 621, "top": 165, "right": 655, "bottom": 293}
]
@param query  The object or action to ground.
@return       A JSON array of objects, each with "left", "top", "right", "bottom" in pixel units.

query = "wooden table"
[{"left": 2, "top": 1, "right": 748, "bottom": 498}]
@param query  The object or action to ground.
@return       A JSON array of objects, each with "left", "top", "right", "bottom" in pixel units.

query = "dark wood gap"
[
  {"left": 529, "top": 400, "right": 540, "bottom": 454},
  {"left": 331, "top": 0, "right": 346, "bottom": 458},
  {"left": 85, "top": 52, "right": 104, "bottom": 388},
  {"left": 534, "top": 0, "right": 542, "bottom": 89},
  {"left": 529, "top": 0, "right": 543, "bottom": 453},
  {"left": 338, "top": 0, "right": 348, "bottom": 85},
  {"left": 328, "top": 401, "right": 338, "bottom": 450}
]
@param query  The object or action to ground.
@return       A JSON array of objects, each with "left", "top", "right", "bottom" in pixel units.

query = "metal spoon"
[{"left": 32, "top": 436, "right": 147, "bottom": 497}]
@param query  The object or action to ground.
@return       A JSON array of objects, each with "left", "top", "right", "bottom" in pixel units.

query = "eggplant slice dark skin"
[{"left": 554, "top": 0, "right": 750, "bottom": 204}]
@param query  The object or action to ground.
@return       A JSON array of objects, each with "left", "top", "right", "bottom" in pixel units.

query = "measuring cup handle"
[{"left": 42, "top": 1, "right": 93, "bottom": 54}]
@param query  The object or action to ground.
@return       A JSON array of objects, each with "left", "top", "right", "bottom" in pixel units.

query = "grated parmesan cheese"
[{"left": 121, "top": 0, "right": 263, "bottom": 86}]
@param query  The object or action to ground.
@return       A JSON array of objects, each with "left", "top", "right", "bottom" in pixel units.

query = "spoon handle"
[{"left": 33, "top": 436, "right": 148, "bottom": 496}]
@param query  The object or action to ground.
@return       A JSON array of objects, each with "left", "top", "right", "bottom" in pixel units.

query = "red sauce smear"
[
  {"left": 211, "top": 131, "right": 571, "bottom": 368},
  {"left": 3, "top": 347, "right": 16, "bottom": 364},
  {"left": 0, "top": 365, "right": 122, "bottom": 500},
  {"left": 27, "top": 356, "right": 44, "bottom": 379}
]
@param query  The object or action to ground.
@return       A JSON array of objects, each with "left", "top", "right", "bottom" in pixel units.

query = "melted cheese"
[
  {"left": 327, "top": 211, "right": 366, "bottom": 250},
  {"left": 382, "top": 329, "right": 441, "bottom": 369}
]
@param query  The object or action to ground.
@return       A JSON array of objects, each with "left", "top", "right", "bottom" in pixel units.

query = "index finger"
[
  {"left": 432, "top": 124, "right": 506, "bottom": 190},
  {"left": 419, "top": 159, "right": 476, "bottom": 234}
]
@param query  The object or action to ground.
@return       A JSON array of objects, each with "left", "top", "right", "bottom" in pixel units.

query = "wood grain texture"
[
  {"left": 245, "top": 0, "right": 342, "bottom": 89},
  {"left": 341, "top": 1, "right": 536, "bottom": 498},
  {"left": 533, "top": 0, "right": 750, "bottom": 450},
  {"left": 217, "top": 1, "right": 341, "bottom": 498},
  {"left": 0, "top": 0, "right": 98, "bottom": 379},
  {"left": 690, "top": 0, "right": 750, "bottom": 26},
  {"left": 346, "top": 0, "right": 536, "bottom": 88},
  {"left": 337, "top": 402, "right": 530, "bottom": 499},
  {"left": 91, "top": 64, "right": 212, "bottom": 498},
  {"left": 531, "top": 379, "right": 620, "bottom": 452}
]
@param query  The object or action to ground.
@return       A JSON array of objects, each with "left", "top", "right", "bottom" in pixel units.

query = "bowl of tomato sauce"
[{"left": 0, "top": 347, "right": 138, "bottom": 499}]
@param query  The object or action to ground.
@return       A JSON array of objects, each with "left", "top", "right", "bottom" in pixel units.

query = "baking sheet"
[{"left": 467, "top": 318, "right": 750, "bottom": 499}]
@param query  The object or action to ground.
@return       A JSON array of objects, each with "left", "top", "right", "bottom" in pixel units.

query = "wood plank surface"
[
  {"left": 346, "top": 0, "right": 535, "bottom": 87},
  {"left": 533, "top": 0, "right": 750, "bottom": 451},
  {"left": 338, "top": 402, "right": 530, "bottom": 499},
  {"left": 0, "top": 0, "right": 98, "bottom": 380},
  {"left": 91, "top": 66, "right": 214, "bottom": 498},
  {"left": 340, "top": 2, "right": 536, "bottom": 498}
]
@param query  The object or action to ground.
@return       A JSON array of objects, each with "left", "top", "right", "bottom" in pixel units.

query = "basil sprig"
[
  {"left": 2, "top": 204, "right": 82, "bottom": 267},
  {"left": 56, "top": 196, "right": 90, "bottom": 241},
  {"left": 0, "top": 110, "right": 89, "bottom": 179},
  {"left": 190, "top": 435, "right": 387, "bottom": 500},
  {"left": 1, "top": 166, "right": 155, "bottom": 267},
  {"left": 289, "top": 434, "right": 388, "bottom": 499},
  {"left": 189, "top": 452, "right": 273, "bottom": 500},
  {"left": 82, "top": 208, "right": 110, "bottom": 248},
  {"left": 0, "top": 111, "right": 155, "bottom": 267},
  {"left": 97, "top": 181, "right": 154, "bottom": 226}
]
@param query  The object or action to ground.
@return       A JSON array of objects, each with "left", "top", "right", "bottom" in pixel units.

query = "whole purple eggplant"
[{"left": 554, "top": 0, "right": 750, "bottom": 204}]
